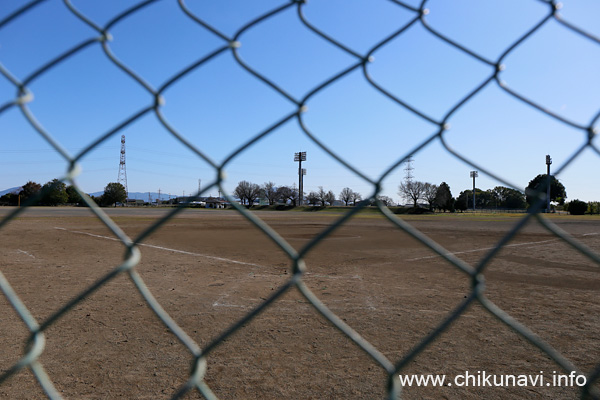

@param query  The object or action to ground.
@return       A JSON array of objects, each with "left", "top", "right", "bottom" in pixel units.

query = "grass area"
[{"left": 246, "top": 205, "right": 600, "bottom": 221}]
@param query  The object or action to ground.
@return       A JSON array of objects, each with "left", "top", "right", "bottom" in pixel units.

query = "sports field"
[{"left": 1, "top": 207, "right": 599, "bottom": 399}]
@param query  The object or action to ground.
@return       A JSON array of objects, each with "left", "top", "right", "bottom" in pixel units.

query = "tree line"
[
  {"left": 233, "top": 179, "right": 531, "bottom": 211},
  {"left": 234, "top": 173, "right": 598, "bottom": 215},
  {"left": 0, "top": 180, "right": 127, "bottom": 207},
  {"left": 234, "top": 180, "right": 367, "bottom": 207},
  {"left": 398, "top": 174, "right": 571, "bottom": 212},
  {"left": 3, "top": 174, "right": 596, "bottom": 215}
]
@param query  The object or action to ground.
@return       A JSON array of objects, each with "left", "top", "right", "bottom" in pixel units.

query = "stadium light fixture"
[{"left": 294, "top": 152, "right": 306, "bottom": 205}]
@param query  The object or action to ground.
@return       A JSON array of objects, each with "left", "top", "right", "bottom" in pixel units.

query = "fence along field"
[{"left": 1, "top": 1, "right": 600, "bottom": 399}]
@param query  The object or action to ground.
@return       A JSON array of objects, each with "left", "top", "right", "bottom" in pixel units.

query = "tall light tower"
[
  {"left": 404, "top": 155, "right": 414, "bottom": 184},
  {"left": 118, "top": 135, "right": 128, "bottom": 199},
  {"left": 294, "top": 151, "right": 306, "bottom": 206},
  {"left": 470, "top": 170, "right": 478, "bottom": 211},
  {"left": 546, "top": 155, "right": 552, "bottom": 213}
]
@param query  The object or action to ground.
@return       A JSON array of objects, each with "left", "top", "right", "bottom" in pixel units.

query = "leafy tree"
[
  {"left": 398, "top": 181, "right": 425, "bottom": 208},
  {"left": 66, "top": 185, "right": 83, "bottom": 205},
  {"left": 102, "top": 182, "right": 127, "bottom": 206},
  {"left": 87, "top": 195, "right": 102, "bottom": 207},
  {"left": 339, "top": 187, "right": 355, "bottom": 206},
  {"left": 588, "top": 201, "right": 600, "bottom": 215},
  {"left": 526, "top": 174, "right": 566, "bottom": 208},
  {"left": 261, "top": 181, "right": 279, "bottom": 205},
  {"left": 19, "top": 181, "right": 42, "bottom": 202},
  {"left": 566, "top": 199, "right": 587, "bottom": 215},
  {"left": 41, "top": 179, "right": 68, "bottom": 206},
  {"left": 455, "top": 191, "right": 470, "bottom": 211},
  {"left": 454, "top": 193, "right": 468, "bottom": 212},
  {"left": 491, "top": 186, "right": 526, "bottom": 209},
  {"left": 422, "top": 183, "right": 438, "bottom": 210},
  {"left": 457, "top": 188, "right": 495, "bottom": 209},
  {"left": 434, "top": 182, "right": 454, "bottom": 212},
  {"left": 0, "top": 193, "right": 18, "bottom": 206}
]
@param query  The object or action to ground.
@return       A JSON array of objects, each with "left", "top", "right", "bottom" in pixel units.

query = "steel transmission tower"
[
  {"left": 404, "top": 156, "right": 414, "bottom": 184},
  {"left": 118, "top": 135, "right": 128, "bottom": 199}
]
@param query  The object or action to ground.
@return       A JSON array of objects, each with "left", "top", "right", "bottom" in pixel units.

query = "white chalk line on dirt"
[
  {"left": 54, "top": 227, "right": 385, "bottom": 310},
  {"left": 16, "top": 249, "right": 35, "bottom": 258},
  {"left": 352, "top": 267, "right": 377, "bottom": 311},
  {"left": 54, "top": 227, "right": 265, "bottom": 269},
  {"left": 54, "top": 227, "right": 271, "bottom": 308},
  {"left": 406, "top": 238, "right": 560, "bottom": 262}
]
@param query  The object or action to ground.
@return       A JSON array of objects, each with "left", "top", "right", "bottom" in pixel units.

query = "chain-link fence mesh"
[{"left": 1, "top": 0, "right": 599, "bottom": 398}]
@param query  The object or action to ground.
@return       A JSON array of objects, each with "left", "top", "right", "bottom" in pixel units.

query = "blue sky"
[{"left": 1, "top": 0, "right": 599, "bottom": 203}]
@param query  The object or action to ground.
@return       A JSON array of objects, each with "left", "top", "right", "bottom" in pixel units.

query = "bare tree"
[
  {"left": 276, "top": 185, "right": 298, "bottom": 206},
  {"left": 350, "top": 191, "right": 362, "bottom": 206},
  {"left": 307, "top": 191, "right": 320, "bottom": 205},
  {"left": 377, "top": 195, "right": 395, "bottom": 207},
  {"left": 262, "top": 181, "right": 279, "bottom": 205},
  {"left": 398, "top": 181, "right": 426, "bottom": 208},
  {"left": 246, "top": 183, "right": 261, "bottom": 206},
  {"left": 339, "top": 187, "right": 354, "bottom": 206},
  {"left": 233, "top": 181, "right": 248, "bottom": 205},
  {"left": 317, "top": 186, "right": 328, "bottom": 206},
  {"left": 423, "top": 183, "right": 438, "bottom": 210},
  {"left": 325, "top": 190, "right": 336, "bottom": 205},
  {"left": 234, "top": 180, "right": 261, "bottom": 206}
]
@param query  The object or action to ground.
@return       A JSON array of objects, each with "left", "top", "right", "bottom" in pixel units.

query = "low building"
[
  {"left": 205, "top": 197, "right": 227, "bottom": 209},
  {"left": 126, "top": 199, "right": 144, "bottom": 206}
]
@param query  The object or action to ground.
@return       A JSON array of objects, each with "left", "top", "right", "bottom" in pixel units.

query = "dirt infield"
[{"left": 1, "top": 207, "right": 599, "bottom": 399}]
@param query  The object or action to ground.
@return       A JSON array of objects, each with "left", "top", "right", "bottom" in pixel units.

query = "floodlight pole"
[
  {"left": 546, "top": 155, "right": 552, "bottom": 213},
  {"left": 294, "top": 151, "right": 306, "bottom": 206},
  {"left": 470, "top": 171, "right": 478, "bottom": 211}
]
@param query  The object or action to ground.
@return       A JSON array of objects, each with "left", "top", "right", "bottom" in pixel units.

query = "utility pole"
[
  {"left": 546, "top": 155, "right": 552, "bottom": 213},
  {"left": 470, "top": 171, "right": 478, "bottom": 211}
]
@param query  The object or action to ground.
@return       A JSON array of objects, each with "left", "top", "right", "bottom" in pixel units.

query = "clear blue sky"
[{"left": 1, "top": 0, "right": 599, "bottom": 203}]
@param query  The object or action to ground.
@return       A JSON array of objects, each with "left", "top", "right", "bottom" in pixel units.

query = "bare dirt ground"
[{"left": 0, "top": 207, "right": 599, "bottom": 399}]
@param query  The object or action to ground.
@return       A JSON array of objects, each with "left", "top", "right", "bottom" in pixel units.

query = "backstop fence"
[{"left": 1, "top": 1, "right": 599, "bottom": 398}]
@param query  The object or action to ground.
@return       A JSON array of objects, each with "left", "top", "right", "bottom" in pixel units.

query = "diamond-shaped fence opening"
[{"left": 1, "top": 1, "right": 599, "bottom": 399}]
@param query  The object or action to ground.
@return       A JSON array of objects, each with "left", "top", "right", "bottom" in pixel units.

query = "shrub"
[{"left": 567, "top": 199, "right": 587, "bottom": 215}]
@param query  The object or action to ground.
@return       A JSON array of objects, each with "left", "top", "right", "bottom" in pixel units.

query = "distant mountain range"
[
  {"left": 89, "top": 191, "right": 178, "bottom": 201},
  {"left": 0, "top": 187, "right": 21, "bottom": 196}
]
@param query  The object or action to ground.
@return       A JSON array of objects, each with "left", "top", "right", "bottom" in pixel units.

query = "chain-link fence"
[{"left": 1, "top": 0, "right": 599, "bottom": 398}]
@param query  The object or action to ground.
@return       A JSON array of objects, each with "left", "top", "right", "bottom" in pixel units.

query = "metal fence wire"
[{"left": 1, "top": 0, "right": 599, "bottom": 399}]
